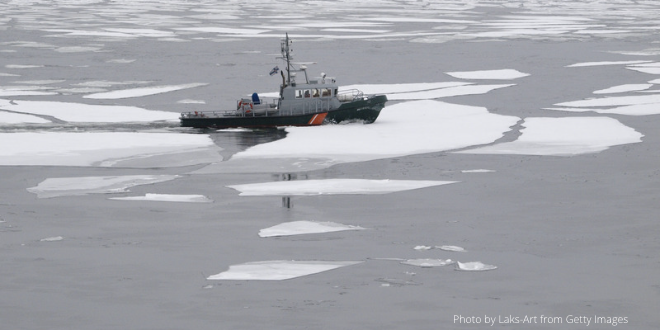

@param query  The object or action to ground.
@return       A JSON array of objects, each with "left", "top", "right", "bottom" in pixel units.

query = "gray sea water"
[{"left": 1, "top": 1, "right": 659, "bottom": 329}]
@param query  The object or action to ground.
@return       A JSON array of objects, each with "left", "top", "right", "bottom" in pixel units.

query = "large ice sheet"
[
  {"left": 548, "top": 93, "right": 660, "bottom": 116},
  {"left": 207, "top": 260, "right": 362, "bottom": 281},
  {"left": 0, "top": 99, "right": 178, "bottom": 123},
  {"left": 458, "top": 117, "right": 642, "bottom": 156},
  {"left": 228, "top": 179, "right": 456, "bottom": 196},
  {"left": 27, "top": 175, "right": 179, "bottom": 198},
  {"left": 259, "top": 220, "right": 364, "bottom": 237},
  {"left": 0, "top": 132, "right": 219, "bottom": 167},
  {"left": 195, "top": 100, "right": 519, "bottom": 173}
]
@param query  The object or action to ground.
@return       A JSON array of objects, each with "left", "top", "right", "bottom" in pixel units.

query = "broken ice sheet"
[
  {"left": 457, "top": 117, "right": 642, "bottom": 156},
  {"left": 207, "top": 260, "right": 362, "bottom": 280},
  {"left": 401, "top": 259, "right": 455, "bottom": 268},
  {"left": 83, "top": 83, "right": 208, "bottom": 99},
  {"left": 27, "top": 175, "right": 179, "bottom": 198},
  {"left": 228, "top": 179, "right": 456, "bottom": 196},
  {"left": 109, "top": 194, "right": 212, "bottom": 203},
  {"left": 259, "top": 220, "right": 364, "bottom": 237},
  {"left": 456, "top": 261, "right": 497, "bottom": 271}
]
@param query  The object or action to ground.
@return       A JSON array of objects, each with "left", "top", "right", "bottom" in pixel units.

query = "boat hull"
[
  {"left": 180, "top": 112, "right": 327, "bottom": 129},
  {"left": 326, "top": 95, "right": 387, "bottom": 124}
]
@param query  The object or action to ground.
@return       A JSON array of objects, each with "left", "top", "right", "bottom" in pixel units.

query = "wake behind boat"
[{"left": 180, "top": 34, "right": 387, "bottom": 129}]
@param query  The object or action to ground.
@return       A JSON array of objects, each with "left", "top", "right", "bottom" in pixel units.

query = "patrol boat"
[{"left": 180, "top": 34, "right": 387, "bottom": 129}]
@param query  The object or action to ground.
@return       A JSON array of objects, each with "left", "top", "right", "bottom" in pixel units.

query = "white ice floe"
[
  {"left": 196, "top": 100, "right": 519, "bottom": 173},
  {"left": 413, "top": 245, "right": 465, "bottom": 252},
  {"left": 565, "top": 60, "right": 653, "bottom": 67},
  {"left": 40, "top": 236, "right": 64, "bottom": 242},
  {"left": 228, "top": 179, "right": 456, "bottom": 197},
  {"left": 109, "top": 194, "right": 213, "bottom": 203},
  {"left": 0, "top": 111, "right": 50, "bottom": 124},
  {"left": 445, "top": 69, "right": 529, "bottom": 80},
  {"left": 548, "top": 93, "right": 660, "bottom": 116},
  {"left": 593, "top": 84, "right": 653, "bottom": 94},
  {"left": 177, "top": 99, "right": 206, "bottom": 104},
  {"left": 458, "top": 117, "right": 642, "bottom": 156},
  {"left": 461, "top": 169, "right": 495, "bottom": 173},
  {"left": 0, "top": 99, "right": 178, "bottom": 123},
  {"left": 27, "top": 175, "right": 179, "bottom": 198},
  {"left": 626, "top": 67, "right": 660, "bottom": 75},
  {"left": 401, "top": 259, "right": 455, "bottom": 268},
  {"left": 207, "top": 260, "right": 362, "bottom": 280},
  {"left": 1, "top": 132, "right": 218, "bottom": 167},
  {"left": 437, "top": 245, "right": 466, "bottom": 252},
  {"left": 456, "top": 261, "right": 497, "bottom": 271},
  {"left": 259, "top": 220, "right": 364, "bottom": 237},
  {"left": 83, "top": 83, "right": 208, "bottom": 99}
]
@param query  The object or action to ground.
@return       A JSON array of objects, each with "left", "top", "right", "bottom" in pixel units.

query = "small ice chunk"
[
  {"left": 414, "top": 245, "right": 433, "bottom": 250},
  {"left": 456, "top": 261, "right": 497, "bottom": 271},
  {"left": 461, "top": 169, "right": 495, "bottom": 173},
  {"left": 109, "top": 194, "right": 212, "bottom": 203},
  {"left": 40, "top": 236, "right": 63, "bottom": 242},
  {"left": 259, "top": 220, "right": 364, "bottom": 237},
  {"left": 207, "top": 260, "right": 362, "bottom": 280},
  {"left": 401, "top": 259, "right": 454, "bottom": 268},
  {"left": 436, "top": 245, "right": 466, "bottom": 252}
]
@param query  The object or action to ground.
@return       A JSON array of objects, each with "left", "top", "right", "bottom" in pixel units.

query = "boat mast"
[{"left": 282, "top": 33, "right": 292, "bottom": 86}]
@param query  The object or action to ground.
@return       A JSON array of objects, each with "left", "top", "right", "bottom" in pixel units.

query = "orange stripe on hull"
[{"left": 307, "top": 112, "right": 328, "bottom": 125}]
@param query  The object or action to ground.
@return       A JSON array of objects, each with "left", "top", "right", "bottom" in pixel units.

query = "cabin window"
[
  {"left": 312, "top": 88, "right": 320, "bottom": 98},
  {"left": 304, "top": 89, "right": 311, "bottom": 98},
  {"left": 295, "top": 90, "right": 303, "bottom": 98},
  {"left": 321, "top": 88, "right": 332, "bottom": 97}
]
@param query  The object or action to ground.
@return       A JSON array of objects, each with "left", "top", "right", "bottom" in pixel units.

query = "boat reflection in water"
[{"left": 274, "top": 173, "right": 308, "bottom": 209}]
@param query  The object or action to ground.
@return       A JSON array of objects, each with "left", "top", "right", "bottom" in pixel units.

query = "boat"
[{"left": 180, "top": 34, "right": 387, "bottom": 129}]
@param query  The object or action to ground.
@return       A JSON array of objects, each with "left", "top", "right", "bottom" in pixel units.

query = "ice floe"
[
  {"left": 27, "top": 175, "right": 179, "bottom": 198},
  {"left": 228, "top": 179, "right": 456, "bottom": 197},
  {"left": 196, "top": 100, "right": 519, "bottom": 173},
  {"left": 258, "top": 220, "right": 364, "bottom": 237},
  {"left": 109, "top": 194, "right": 213, "bottom": 203},
  {"left": 593, "top": 84, "right": 653, "bottom": 94},
  {"left": 458, "top": 117, "right": 642, "bottom": 156},
  {"left": 548, "top": 93, "right": 660, "bottom": 116},
  {"left": 1, "top": 132, "right": 218, "bottom": 167},
  {"left": 0, "top": 111, "right": 50, "bottom": 124},
  {"left": 83, "top": 83, "right": 208, "bottom": 99},
  {"left": 461, "top": 169, "right": 495, "bottom": 173},
  {"left": 401, "top": 259, "right": 455, "bottom": 268},
  {"left": 437, "top": 245, "right": 466, "bottom": 252},
  {"left": 0, "top": 99, "right": 178, "bottom": 123},
  {"left": 445, "top": 69, "right": 529, "bottom": 80},
  {"left": 207, "top": 260, "right": 362, "bottom": 280},
  {"left": 565, "top": 60, "right": 653, "bottom": 67},
  {"left": 456, "top": 261, "right": 497, "bottom": 271},
  {"left": 40, "top": 236, "right": 64, "bottom": 242}
]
